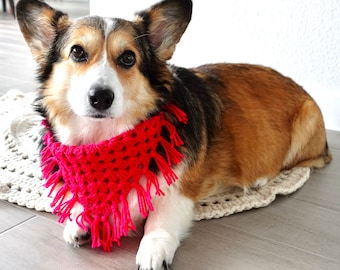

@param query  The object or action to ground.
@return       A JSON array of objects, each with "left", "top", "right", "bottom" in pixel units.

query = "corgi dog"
[{"left": 16, "top": 0, "right": 331, "bottom": 269}]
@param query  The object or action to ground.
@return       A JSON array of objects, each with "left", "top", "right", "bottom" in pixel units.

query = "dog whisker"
[{"left": 126, "top": 33, "right": 151, "bottom": 44}]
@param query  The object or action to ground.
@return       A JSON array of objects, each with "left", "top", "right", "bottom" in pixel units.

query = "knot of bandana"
[{"left": 41, "top": 104, "right": 187, "bottom": 251}]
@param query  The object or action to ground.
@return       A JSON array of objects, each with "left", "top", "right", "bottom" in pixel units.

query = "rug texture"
[{"left": 0, "top": 90, "right": 311, "bottom": 221}]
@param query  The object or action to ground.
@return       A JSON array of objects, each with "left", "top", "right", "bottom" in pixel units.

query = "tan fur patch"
[
  {"left": 107, "top": 29, "right": 159, "bottom": 121},
  {"left": 179, "top": 64, "right": 331, "bottom": 199},
  {"left": 62, "top": 25, "right": 105, "bottom": 74},
  {"left": 283, "top": 99, "right": 329, "bottom": 168}
]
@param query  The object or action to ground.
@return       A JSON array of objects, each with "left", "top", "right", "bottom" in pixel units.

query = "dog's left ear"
[{"left": 136, "top": 0, "right": 192, "bottom": 61}]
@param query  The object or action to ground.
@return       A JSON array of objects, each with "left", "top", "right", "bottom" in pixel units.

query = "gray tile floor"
[{"left": 1, "top": 2, "right": 339, "bottom": 269}]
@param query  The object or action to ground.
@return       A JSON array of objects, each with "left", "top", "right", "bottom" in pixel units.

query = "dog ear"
[
  {"left": 136, "top": 0, "right": 192, "bottom": 61},
  {"left": 16, "top": 0, "right": 70, "bottom": 65}
]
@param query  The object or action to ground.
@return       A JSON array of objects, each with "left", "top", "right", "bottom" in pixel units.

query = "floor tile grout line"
[{"left": 0, "top": 215, "right": 36, "bottom": 235}]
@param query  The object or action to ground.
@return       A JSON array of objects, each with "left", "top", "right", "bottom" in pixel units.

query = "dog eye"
[
  {"left": 70, "top": 45, "right": 88, "bottom": 62},
  {"left": 117, "top": 50, "right": 136, "bottom": 68}
]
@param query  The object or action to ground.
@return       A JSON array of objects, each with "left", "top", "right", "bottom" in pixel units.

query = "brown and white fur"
[{"left": 16, "top": 0, "right": 331, "bottom": 269}]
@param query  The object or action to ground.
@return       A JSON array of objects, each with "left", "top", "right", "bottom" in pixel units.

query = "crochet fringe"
[{"left": 41, "top": 105, "right": 187, "bottom": 251}]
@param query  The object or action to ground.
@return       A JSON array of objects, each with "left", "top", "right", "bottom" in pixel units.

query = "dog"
[{"left": 16, "top": 0, "right": 331, "bottom": 269}]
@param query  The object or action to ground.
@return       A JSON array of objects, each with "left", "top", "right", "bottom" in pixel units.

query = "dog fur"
[{"left": 16, "top": 0, "right": 331, "bottom": 269}]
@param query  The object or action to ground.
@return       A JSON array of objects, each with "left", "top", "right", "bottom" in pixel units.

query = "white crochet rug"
[{"left": 0, "top": 90, "right": 311, "bottom": 221}]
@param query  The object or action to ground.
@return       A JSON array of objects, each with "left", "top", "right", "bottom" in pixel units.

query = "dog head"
[{"left": 16, "top": 0, "right": 192, "bottom": 144}]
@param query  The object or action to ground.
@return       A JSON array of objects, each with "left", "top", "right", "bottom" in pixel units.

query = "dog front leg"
[{"left": 136, "top": 186, "right": 194, "bottom": 270}]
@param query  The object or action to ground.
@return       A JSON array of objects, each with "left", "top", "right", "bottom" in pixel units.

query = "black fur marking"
[
  {"left": 131, "top": 22, "right": 172, "bottom": 101},
  {"left": 162, "top": 260, "right": 170, "bottom": 270},
  {"left": 37, "top": 10, "right": 68, "bottom": 83},
  {"left": 169, "top": 67, "right": 222, "bottom": 160}
]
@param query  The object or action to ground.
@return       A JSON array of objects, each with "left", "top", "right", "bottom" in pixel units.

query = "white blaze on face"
[
  {"left": 66, "top": 18, "right": 125, "bottom": 119},
  {"left": 67, "top": 59, "right": 125, "bottom": 119}
]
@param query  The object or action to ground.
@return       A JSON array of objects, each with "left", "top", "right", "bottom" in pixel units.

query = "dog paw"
[
  {"left": 138, "top": 261, "right": 170, "bottom": 270},
  {"left": 136, "top": 230, "right": 179, "bottom": 270},
  {"left": 63, "top": 221, "right": 91, "bottom": 247},
  {"left": 251, "top": 177, "right": 268, "bottom": 190}
]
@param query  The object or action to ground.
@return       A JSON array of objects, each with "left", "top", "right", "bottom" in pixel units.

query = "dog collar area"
[{"left": 40, "top": 104, "right": 187, "bottom": 251}]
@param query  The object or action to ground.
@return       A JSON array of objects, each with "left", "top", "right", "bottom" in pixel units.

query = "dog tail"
[{"left": 323, "top": 142, "right": 332, "bottom": 165}]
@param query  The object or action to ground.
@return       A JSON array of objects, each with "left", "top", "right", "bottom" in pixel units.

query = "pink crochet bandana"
[{"left": 40, "top": 104, "right": 187, "bottom": 251}]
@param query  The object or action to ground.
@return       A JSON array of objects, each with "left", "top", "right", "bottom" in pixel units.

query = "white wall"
[{"left": 90, "top": 0, "right": 340, "bottom": 131}]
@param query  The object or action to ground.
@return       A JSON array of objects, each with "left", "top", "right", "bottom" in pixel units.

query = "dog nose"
[{"left": 88, "top": 87, "right": 114, "bottom": 110}]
